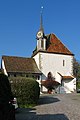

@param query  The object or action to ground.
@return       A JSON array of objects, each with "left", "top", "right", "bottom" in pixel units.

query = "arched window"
[{"left": 46, "top": 72, "right": 54, "bottom": 80}]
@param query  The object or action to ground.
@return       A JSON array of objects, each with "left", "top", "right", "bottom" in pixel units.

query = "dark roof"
[
  {"left": 2, "top": 56, "right": 41, "bottom": 74},
  {"left": 32, "top": 33, "right": 74, "bottom": 56}
]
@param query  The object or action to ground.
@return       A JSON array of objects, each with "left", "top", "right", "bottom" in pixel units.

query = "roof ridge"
[{"left": 2, "top": 55, "right": 33, "bottom": 59}]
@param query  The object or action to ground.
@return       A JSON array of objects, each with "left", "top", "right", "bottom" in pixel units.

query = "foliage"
[
  {"left": 77, "top": 81, "right": 80, "bottom": 89},
  {"left": 9, "top": 77, "right": 40, "bottom": 107},
  {"left": 73, "top": 58, "right": 80, "bottom": 90},
  {"left": 0, "top": 73, "right": 14, "bottom": 104},
  {"left": 73, "top": 58, "right": 80, "bottom": 79}
]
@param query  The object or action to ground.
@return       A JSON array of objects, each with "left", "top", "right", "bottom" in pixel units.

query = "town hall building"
[{"left": 1, "top": 13, "right": 76, "bottom": 93}]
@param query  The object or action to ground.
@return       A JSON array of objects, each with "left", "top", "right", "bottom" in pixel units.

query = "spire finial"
[
  {"left": 40, "top": 6, "right": 44, "bottom": 32},
  {"left": 41, "top": 6, "right": 44, "bottom": 14}
]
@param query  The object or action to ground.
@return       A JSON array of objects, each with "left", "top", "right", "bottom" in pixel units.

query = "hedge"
[
  {"left": 9, "top": 77, "right": 40, "bottom": 106},
  {"left": 77, "top": 81, "right": 80, "bottom": 89}
]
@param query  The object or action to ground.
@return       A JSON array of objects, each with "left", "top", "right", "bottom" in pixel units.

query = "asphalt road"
[{"left": 15, "top": 93, "right": 80, "bottom": 120}]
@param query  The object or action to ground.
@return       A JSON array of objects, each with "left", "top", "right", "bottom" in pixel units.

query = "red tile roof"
[
  {"left": 32, "top": 33, "right": 74, "bottom": 56},
  {"left": 62, "top": 76, "right": 74, "bottom": 79},
  {"left": 57, "top": 72, "right": 74, "bottom": 79},
  {"left": 46, "top": 34, "right": 73, "bottom": 55},
  {"left": 2, "top": 56, "right": 41, "bottom": 74},
  {"left": 41, "top": 80, "right": 60, "bottom": 88}
]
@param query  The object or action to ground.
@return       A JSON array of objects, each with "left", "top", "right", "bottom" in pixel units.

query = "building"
[
  {"left": 1, "top": 13, "right": 76, "bottom": 93},
  {"left": 32, "top": 13, "right": 76, "bottom": 93},
  {"left": 1, "top": 56, "right": 41, "bottom": 79}
]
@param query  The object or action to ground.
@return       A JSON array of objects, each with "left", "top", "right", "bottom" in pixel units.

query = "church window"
[
  {"left": 63, "top": 60, "right": 65, "bottom": 66},
  {"left": 14, "top": 74, "right": 16, "bottom": 77},
  {"left": 26, "top": 75, "right": 28, "bottom": 77},
  {"left": 37, "top": 75, "right": 40, "bottom": 80},
  {"left": 8, "top": 74, "right": 10, "bottom": 77}
]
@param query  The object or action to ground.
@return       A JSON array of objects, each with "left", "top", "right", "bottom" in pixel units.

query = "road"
[{"left": 15, "top": 93, "right": 80, "bottom": 120}]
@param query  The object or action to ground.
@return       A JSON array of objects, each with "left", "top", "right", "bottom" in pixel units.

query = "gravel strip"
[{"left": 16, "top": 93, "right": 80, "bottom": 120}]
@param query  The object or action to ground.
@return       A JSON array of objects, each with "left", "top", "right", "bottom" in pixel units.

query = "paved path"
[{"left": 15, "top": 93, "right": 80, "bottom": 120}]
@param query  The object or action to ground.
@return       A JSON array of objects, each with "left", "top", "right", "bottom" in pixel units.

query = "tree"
[
  {"left": 41, "top": 72, "right": 60, "bottom": 93},
  {"left": 73, "top": 58, "right": 80, "bottom": 79},
  {"left": 73, "top": 58, "right": 80, "bottom": 90},
  {"left": 0, "top": 73, "right": 15, "bottom": 120}
]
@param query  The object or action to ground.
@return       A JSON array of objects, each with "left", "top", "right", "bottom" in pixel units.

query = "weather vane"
[
  {"left": 41, "top": 6, "right": 44, "bottom": 14},
  {"left": 39, "top": 6, "right": 44, "bottom": 32}
]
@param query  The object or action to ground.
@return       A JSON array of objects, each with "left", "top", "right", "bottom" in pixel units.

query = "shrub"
[
  {"left": 0, "top": 73, "right": 14, "bottom": 104},
  {"left": 9, "top": 77, "right": 40, "bottom": 107},
  {"left": 77, "top": 81, "right": 80, "bottom": 89}
]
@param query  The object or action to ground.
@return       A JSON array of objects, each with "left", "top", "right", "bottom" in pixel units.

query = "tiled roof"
[
  {"left": 32, "top": 33, "right": 74, "bottom": 56},
  {"left": 2, "top": 56, "right": 41, "bottom": 74},
  {"left": 62, "top": 76, "right": 74, "bottom": 79},
  {"left": 41, "top": 80, "right": 60, "bottom": 88},
  {"left": 57, "top": 72, "right": 74, "bottom": 79},
  {"left": 46, "top": 34, "right": 73, "bottom": 55}
]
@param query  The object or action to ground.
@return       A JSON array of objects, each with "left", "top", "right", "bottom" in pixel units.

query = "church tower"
[{"left": 36, "top": 8, "right": 46, "bottom": 51}]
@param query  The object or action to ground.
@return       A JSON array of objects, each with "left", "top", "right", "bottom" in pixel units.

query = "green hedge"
[
  {"left": 9, "top": 77, "right": 40, "bottom": 107},
  {"left": 77, "top": 81, "right": 80, "bottom": 89}
]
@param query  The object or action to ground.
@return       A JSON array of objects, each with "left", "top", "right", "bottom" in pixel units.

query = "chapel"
[{"left": 1, "top": 11, "right": 76, "bottom": 93}]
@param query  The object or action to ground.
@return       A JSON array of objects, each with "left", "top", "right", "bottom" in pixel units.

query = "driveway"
[{"left": 15, "top": 93, "right": 80, "bottom": 120}]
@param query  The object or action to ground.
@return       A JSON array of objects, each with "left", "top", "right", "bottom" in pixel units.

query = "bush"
[
  {"left": 0, "top": 74, "right": 15, "bottom": 120},
  {"left": 9, "top": 77, "right": 40, "bottom": 107},
  {"left": 77, "top": 81, "right": 80, "bottom": 89},
  {"left": 0, "top": 73, "right": 14, "bottom": 104}
]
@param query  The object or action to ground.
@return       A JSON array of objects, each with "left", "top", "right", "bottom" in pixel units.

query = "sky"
[{"left": 0, "top": 0, "right": 80, "bottom": 62}]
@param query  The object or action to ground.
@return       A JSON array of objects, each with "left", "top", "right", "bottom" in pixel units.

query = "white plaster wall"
[
  {"left": 55, "top": 72, "right": 62, "bottom": 83},
  {"left": 59, "top": 86, "right": 72, "bottom": 93},
  {"left": 34, "top": 52, "right": 73, "bottom": 80},
  {"left": 33, "top": 53, "right": 40, "bottom": 69},
  {"left": 2, "top": 59, "right": 8, "bottom": 76},
  {"left": 63, "top": 78, "right": 76, "bottom": 92},
  {"left": 42, "top": 86, "right": 47, "bottom": 92},
  {"left": 37, "top": 39, "right": 41, "bottom": 51},
  {"left": 42, "top": 53, "right": 73, "bottom": 78},
  {"left": 43, "top": 38, "right": 46, "bottom": 50},
  {"left": 33, "top": 52, "right": 75, "bottom": 93}
]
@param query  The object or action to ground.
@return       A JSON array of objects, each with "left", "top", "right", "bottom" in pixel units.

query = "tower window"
[
  {"left": 38, "top": 75, "right": 40, "bottom": 80},
  {"left": 41, "top": 40, "right": 43, "bottom": 48},
  {"left": 14, "top": 74, "right": 16, "bottom": 77}
]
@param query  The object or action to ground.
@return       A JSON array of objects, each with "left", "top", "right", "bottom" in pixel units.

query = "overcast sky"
[{"left": 0, "top": 0, "right": 80, "bottom": 61}]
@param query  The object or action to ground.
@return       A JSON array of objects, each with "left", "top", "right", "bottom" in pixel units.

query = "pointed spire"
[{"left": 39, "top": 6, "right": 44, "bottom": 33}]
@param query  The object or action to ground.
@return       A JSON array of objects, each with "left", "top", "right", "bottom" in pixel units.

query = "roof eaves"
[
  {"left": 32, "top": 50, "right": 74, "bottom": 56},
  {"left": 62, "top": 76, "right": 74, "bottom": 79}
]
